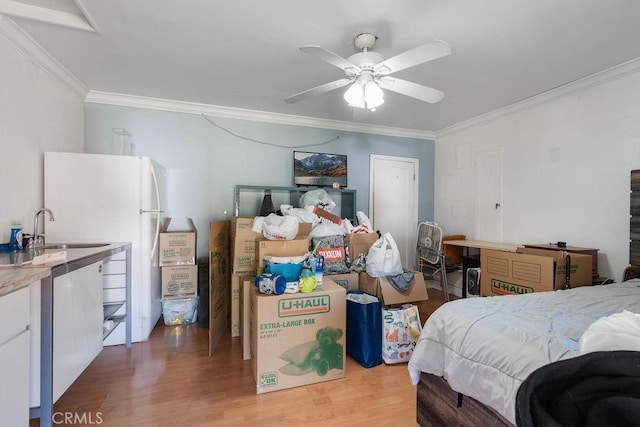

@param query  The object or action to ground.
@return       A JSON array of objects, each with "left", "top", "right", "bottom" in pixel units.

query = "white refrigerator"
[{"left": 44, "top": 151, "right": 166, "bottom": 345}]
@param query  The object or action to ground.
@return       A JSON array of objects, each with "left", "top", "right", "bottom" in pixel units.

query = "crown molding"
[
  {"left": 0, "top": 14, "right": 88, "bottom": 97},
  {"left": 436, "top": 56, "right": 640, "bottom": 138},
  {"left": 85, "top": 90, "right": 437, "bottom": 141},
  {"left": 0, "top": 0, "right": 97, "bottom": 32}
]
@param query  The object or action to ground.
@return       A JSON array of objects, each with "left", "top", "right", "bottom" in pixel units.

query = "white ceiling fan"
[{"left": 285, "top": 33, "right": 451, "bottom": 112}]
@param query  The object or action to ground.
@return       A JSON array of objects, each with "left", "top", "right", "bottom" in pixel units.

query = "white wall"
[
  {"left": 0, "top": 17, "right": 85, "bottom": 243},
  {"left": 435, "top": 66, "right": 640, "bottom": 282}
]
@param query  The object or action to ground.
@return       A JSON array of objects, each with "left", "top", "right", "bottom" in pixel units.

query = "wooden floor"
[{"left": 31, "top": 287, "right": 451, "bottom": 427}]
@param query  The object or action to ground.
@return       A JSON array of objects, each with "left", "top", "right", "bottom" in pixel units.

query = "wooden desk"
[
  {"left": 443, "top": 240, "right": 520, "bottom": 298},
  {"left": 443, "top": 240, "right": 520, "bottom": 255}
]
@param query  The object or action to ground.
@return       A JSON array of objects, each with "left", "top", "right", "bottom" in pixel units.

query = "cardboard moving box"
[
  {"left": 256, "top": 237, "right": 310, "bottom": 269},
  {"left": 231, "top": 217, "right": 313, "bottom": 274},
  {"left": 161, "top": 265, "right": 198, "bottom": 299},
  {"left": 159, "top": 218, "right": 197, "bottom": 266},
  {"left": 327, "top": 272, "right": 359, "bottom": 291},
  {"left": 358, "top": 271, "right": 429, "bottom": 306},
  {"left": 239, "top": 276, "right": 254, "bottom": 360},
  {"left": 480, "top": 248, "right": 592, "bottom": 296},
  {"left": 250, "top": 279, "right": 346, "bottom": 394},
  {"left": 231, "top": 217, "right": 263, "bottom": 274},
  {"left": 231, "top": 273, "right": 255, "bottom": 338},
  {"left": 347, "top": 233, "right": 379, "bottom": 260},
  {"left": 209, "top": 221, "right": 230, "bottom": 356}
]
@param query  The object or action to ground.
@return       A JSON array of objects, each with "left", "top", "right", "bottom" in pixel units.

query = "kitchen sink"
[
  {"left": 0, "top": 243, "right": 113, "bottom": 268},
  {"left": 42, "top": 243, "right": 111, "bottom": 249}
]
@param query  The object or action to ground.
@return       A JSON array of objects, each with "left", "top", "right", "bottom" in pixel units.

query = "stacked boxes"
[
  {"left": 230, "top": 217, "right": 262, "bottom": 338},
  {"left": 230, "top": 216, "right": 310, "bottom": 339},
  {"left": 160, "top": 218, "right": 198, "bottom": 299},
  {"left": 160, "top": 218, "right": 199, "bottom": 326}
]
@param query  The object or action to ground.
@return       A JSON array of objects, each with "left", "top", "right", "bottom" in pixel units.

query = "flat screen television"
[{"left": 293, "top": 151, "right": 347, "bottom": 187}]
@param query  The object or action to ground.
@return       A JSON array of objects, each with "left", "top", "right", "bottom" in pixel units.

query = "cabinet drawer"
[{"left": 0, "top": 287, "right": 29, "bottom": 344}]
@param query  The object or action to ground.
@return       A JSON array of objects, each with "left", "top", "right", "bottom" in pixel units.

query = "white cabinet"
[
  {"left": 53, "top": 261, "right": 103, "bottom": 402},
  {"left": 0, "top": 286, "right": 30, "bottom": 426}
]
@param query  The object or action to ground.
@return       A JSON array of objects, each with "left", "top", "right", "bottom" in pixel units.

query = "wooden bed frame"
[
  {"left": 416, "top": 373, "right": 512, "bottom": 427},
  {"left": 415, "top": 169, "right": 640, "bottom": 427}
]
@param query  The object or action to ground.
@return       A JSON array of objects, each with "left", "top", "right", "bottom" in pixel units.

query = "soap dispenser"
[{"left": 9, "top": 222, "right": 23, "bottom": 251}]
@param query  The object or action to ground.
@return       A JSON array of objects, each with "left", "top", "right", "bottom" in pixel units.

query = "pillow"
[{"left": 579, "top": 310, "right": 640, "bottom": 354}]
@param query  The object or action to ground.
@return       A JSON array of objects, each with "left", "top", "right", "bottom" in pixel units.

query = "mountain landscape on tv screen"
[{"left": 294, "top": 153, "right": 347, "bottom": 186}]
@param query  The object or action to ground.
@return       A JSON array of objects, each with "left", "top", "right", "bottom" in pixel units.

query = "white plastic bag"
[
  {"left": 299, "top": 189, "right": 336, "bottom": 212},
  {"left": 260, "top": 214, "right": 299, "bottom": 240},
  {"left": 366, "top": 232, "right": 403, "bottom": 277},
  {"left": 309, "top": 221, "right": 345, "bottom": 238},
  {"left": 280, "top": 204, "right": 319, "bottom": 225}
]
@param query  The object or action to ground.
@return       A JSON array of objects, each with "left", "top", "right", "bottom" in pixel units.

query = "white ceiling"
[{"left": 4, "top": 0, "right": 640, "bottom": 133}]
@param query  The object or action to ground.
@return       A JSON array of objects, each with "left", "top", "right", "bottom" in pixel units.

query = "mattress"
[{"left": 407, "top": 280, "right": 640, "bottom": 424}]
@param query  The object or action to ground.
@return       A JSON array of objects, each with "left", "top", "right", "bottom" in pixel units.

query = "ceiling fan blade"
[
  {"left": 378, "top": 77, "right": 445, "bottom": 103},
  {"left": 300, "top": 46, "right": 361, "bottom": 75},
  {"left": 374, "top": 40, "right": 451, "bottom": 76},
  {"left": 284, "top": 78, "right": 353, "bottom": 104}
]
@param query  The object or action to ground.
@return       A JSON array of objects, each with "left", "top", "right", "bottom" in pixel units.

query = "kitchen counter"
[
  {"left": 0, "top": 242, "right": 131, "bottom": 297},
  {"left": 0, "top": 242, "right": 132, "bottom": 427},
  {"left": 0, "top": 241, "right": 129, "bottom": 268},
  {"left": 0, "top": 267, "right": 50, "bottom": 297}
]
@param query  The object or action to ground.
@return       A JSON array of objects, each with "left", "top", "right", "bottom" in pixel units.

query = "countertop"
[
  {"left": 0, "top": 242, "right": 130, "bottom": 297},
  {"left": 0, "top": 267, "right": 51, "bottom": 297}
]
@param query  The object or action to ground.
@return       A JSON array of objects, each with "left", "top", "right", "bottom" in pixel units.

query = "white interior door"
[
  {"left": 474, "top": 148, "right": 503, "bottom": 241},
  {"left": 369, "top": 154, "right": 419, "bottom": 269}
]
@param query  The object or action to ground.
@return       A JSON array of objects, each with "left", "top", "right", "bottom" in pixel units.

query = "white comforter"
[{"left": 407, "top": 280, "right": 640, "bottom": 424}]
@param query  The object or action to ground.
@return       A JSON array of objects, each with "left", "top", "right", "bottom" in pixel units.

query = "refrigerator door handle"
[
  {"left": 149, "top": 163, "right": 162, "bottom": 260},
  {"left": 139, "top": 209, "right": 164, "bottom": 214}
]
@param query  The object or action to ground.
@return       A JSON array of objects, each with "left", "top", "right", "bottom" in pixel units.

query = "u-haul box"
[
  {"left": 249, "top": 279, "right": 346, "bottom": 394},
  {"left": 480, "top": 248, "right": 592, "bottom": 296}
]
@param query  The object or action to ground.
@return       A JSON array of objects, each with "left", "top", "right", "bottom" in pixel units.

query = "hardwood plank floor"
[{"left": 31, "top": 287, "right": 451, "bottom": 427}]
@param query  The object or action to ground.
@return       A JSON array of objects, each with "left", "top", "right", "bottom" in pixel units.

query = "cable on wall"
[{"left": 201, "top": 113, "right": 339, "bottom": 148}]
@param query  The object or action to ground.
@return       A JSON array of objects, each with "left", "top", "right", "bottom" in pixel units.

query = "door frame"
[{"left": 369, "top": 154, "right": 420, "bottom": 267}]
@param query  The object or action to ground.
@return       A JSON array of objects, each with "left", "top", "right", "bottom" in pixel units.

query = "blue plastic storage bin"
[{"left": 263, "top": 260, "right": 303, "bottom": 282}]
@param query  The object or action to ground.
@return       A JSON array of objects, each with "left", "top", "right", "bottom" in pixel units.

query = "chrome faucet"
[{"left": 32, "top": 208, "right": 55, "bottom": 247}]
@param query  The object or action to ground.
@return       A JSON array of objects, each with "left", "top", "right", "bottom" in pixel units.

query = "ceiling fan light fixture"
[
  {"left": 344, "top": 73, "right": 384, "bottom": 110},
  {"left": 343, "top": 81, "right": 366, "bottom": 109},
  {"left": 364, "top": 80, "right": 384, "bottom": 109}
]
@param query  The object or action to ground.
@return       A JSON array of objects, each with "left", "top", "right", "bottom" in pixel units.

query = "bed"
[{"left": 407, "top": 276, "right": 640, "bottom": 426}]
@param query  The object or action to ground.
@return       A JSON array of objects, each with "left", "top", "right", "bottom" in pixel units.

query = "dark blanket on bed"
[{"left": 516, "top": 350, "right": 640, "bottom": 427}]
